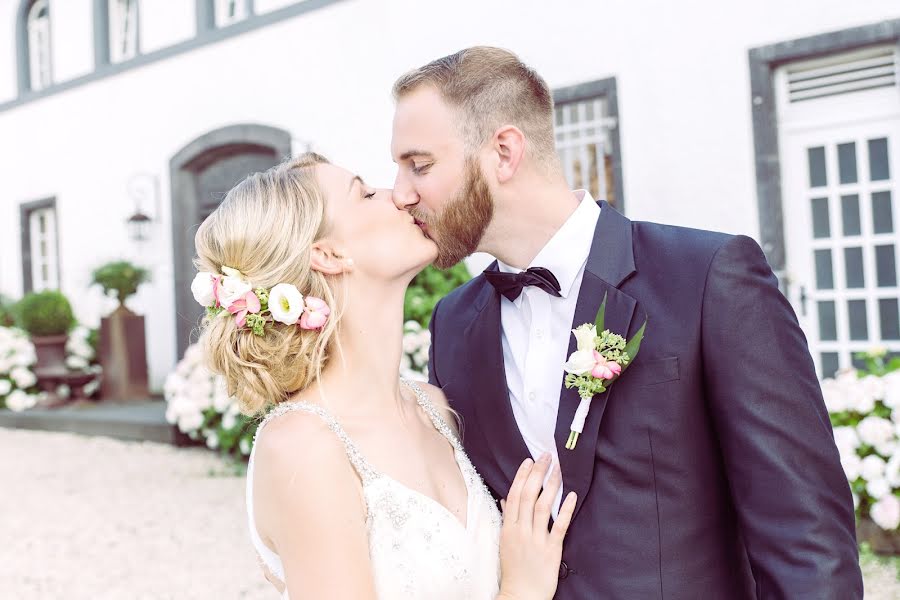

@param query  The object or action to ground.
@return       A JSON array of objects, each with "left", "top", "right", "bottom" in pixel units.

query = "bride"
[{"left": 191, "top": 153, "right": 576, "bottom": 599}]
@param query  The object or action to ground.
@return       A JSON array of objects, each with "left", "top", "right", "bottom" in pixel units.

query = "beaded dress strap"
[
  {"left": 401, "top": 379, "right": 462, "bottom": 451},
  {"left": 254, "top": 400, "right": 377, "bottom": 483}
]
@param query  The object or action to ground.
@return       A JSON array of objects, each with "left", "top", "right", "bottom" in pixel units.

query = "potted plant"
[
  {"left": 91, "top": 261, "right": 151, "bottom": 400},
  {"left": 15, "top": 290, "right": 75, "bottom": 372}
]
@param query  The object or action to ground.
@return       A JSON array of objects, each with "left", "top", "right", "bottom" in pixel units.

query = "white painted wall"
[{"left": 0, "top": 0, "right": 898, "bottom": 390}]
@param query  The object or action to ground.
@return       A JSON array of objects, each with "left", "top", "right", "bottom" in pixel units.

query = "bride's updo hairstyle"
[{"left": 194, "top": 152, "right": 339, "bottom": 416}]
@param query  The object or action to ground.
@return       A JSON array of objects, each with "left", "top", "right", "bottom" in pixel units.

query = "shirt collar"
[{"left": 497, "top": 190, "right": 600, "bottom": 300}]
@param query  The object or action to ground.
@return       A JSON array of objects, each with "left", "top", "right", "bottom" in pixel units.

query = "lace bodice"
[{"left": 246, "top": 380, "right": 502, "bottom": 599}]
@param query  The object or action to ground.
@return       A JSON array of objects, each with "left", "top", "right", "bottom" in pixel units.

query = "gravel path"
[{"left": 1, "top": 428, "right": 897, "bottom": 599}]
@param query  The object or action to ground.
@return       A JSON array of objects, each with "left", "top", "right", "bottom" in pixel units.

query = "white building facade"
[{"left": 0, "top": 0, "right": 898, "bottom": 390}]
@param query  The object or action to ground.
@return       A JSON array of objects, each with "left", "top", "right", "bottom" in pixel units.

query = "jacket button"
[{"left": 558, "top": 561, "right": 570, "bottom": 580}]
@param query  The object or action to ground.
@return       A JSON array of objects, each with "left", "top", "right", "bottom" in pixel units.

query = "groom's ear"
[
  {"left": 491, "top": 125, "right": 526, "bottom": 184},
  {"left": 310, "top": 240, "right": 350, "bottom": 276}
]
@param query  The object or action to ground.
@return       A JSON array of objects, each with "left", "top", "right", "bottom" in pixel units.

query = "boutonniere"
[{"left": 563, "top": 294, "right": 647, "bottom": 449}]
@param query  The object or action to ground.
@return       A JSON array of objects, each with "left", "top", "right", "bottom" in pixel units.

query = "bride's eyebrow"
[{"left": 348, "top": 175, "right": 365, "bottom": 191}]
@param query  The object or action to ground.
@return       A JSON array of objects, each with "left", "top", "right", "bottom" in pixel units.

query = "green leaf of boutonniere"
[{"left": 594, "top": 293, "right": 607, "bottom": 333}]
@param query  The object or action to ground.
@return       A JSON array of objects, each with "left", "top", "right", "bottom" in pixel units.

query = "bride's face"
[{"left": 316, "top": 163, "right": 437, "bottom": 280}]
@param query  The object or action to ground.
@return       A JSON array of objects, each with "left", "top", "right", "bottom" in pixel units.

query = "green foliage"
[
  {"left": 0, "top": 295, "right": 16, "bottom": 327},
  {"left": 403, "top": 263, "right": 471, "bottom": 327},
  {"left": 15, "top": 290, "right": 75, "bottom": 336},
  {"left": 91, "top": 261, "right": 151, "bottom": 304}
]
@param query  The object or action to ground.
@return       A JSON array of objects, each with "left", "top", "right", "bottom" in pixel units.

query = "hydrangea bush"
[
  {"left": 0, "top": 324, "right": 100, "bottom": 411},
  {"left": 164, "top": 344, "right": 257, "bottom": 459},
  {"left": 824, "top": 349, "right": 900, "bottom": 532}
]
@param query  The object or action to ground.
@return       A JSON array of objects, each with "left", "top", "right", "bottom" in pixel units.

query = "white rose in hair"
[
  {"left": 857, "top": 416, "right": 895, "bottom": 448},
  {"left": 191, "top": 272, "right": 218, "bottom": 307},
  {"left": 870, "top": 495, "right": 900, "bottom": 531},
  {"left": 866, "top": 478, "right": 891, "bottom": 500},
  {"left": 217, "top": 275, "right": 252, "bottom": 310},
  {"left": 861, "top": 454, "right": 887, "bottom": 481},
  {"left": 268, "top": 283, "right": 305, "bottom": 325}
]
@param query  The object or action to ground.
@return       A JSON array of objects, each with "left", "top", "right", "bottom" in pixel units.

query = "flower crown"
[{"left": 191, "top": 266, "right": 330, "bottom": 336}]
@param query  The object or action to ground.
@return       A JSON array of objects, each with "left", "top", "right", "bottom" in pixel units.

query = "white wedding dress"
[{"left": 246, "top": 380, "right": 502, "bottom": 599}]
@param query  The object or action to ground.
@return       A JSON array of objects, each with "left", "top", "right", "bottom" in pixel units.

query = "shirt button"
[
  {"left": 536, "top": 329, "right": 544, "bottom": 338},
  {"left": 529, "top": 391, "right": 536, "bottom": 401}
]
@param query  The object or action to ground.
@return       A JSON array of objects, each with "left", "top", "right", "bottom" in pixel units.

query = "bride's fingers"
[
  {"left": 550, "top": 491, "right": 578, "bottom": 546},
  {"left": 532, "top": 463, "right": 562, "bottom": 531},
  {"left": 517, "top": 454, "right": 551, "bottom": 527},
  {"left": 503, "top": 458, "right": 533, "bottom": 526}
]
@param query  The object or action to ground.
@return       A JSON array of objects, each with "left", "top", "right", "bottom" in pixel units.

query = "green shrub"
[
  {"left": 404, "top": 263, "right": 471, "bottom": 327},
  {"left": 16, "top": 290, "right": 75, "bottom": 337},
  {"left": 0, "top": 294, "right": 16, "bottom": 327},
  {"left": 91, "top": 261, "right": 151, "bottom": 304}
]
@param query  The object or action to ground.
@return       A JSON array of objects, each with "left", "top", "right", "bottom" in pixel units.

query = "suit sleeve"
[
  {"left": 701, "top": 235, "right": 862, "bottom": 599},
  {"left": 427, "top": 298, "right": 442, "bottom": 387}
]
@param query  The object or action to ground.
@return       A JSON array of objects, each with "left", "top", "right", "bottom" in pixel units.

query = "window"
[
  {"left": 109, "top": 0, "right": 139, "bottom": 63},
  {"left": 553, "top": 79, "right": 623, "bottom": 208},
  {"left": 215, "top": 0, "right": 250, "bottom": 27},
  {"left": 20, "top": 199, "right": 60, "bottom": 293},
  {"left": 26, "top": 0, "right": 52, "bottom": 91}
]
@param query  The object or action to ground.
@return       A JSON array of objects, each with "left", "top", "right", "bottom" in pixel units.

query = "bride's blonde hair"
[{"left": 194, "top": 152, "right": 338, "bottom": 416}]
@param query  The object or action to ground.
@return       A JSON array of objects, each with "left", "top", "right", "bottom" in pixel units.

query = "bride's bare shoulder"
[{"left": 253, "top": 405, "right": 353, "bottom": 488}]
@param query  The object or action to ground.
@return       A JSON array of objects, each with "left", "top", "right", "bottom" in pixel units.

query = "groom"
[{"left": 390, "top": 47, "right": 863, "bottom": 599}]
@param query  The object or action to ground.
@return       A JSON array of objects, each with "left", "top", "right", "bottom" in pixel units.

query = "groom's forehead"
[{"left": 391, "top": 88, "right": 461, "bottom": 154}]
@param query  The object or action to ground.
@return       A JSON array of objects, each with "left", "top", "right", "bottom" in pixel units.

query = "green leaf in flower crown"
[
  {"left": 594, "top": 293, "right": 608, "bottom": 333},
  {"left": 623, "top": 319, "right": 647, "bottom": 367}
]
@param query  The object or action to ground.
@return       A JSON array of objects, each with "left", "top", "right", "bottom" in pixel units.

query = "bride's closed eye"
[{"left": 363, "top": 189, "right": 376, "bottom": 199}]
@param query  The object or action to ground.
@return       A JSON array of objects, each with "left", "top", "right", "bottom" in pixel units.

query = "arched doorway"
[{"left": 170, "top": 123, "right": 291, "bottom": 358}]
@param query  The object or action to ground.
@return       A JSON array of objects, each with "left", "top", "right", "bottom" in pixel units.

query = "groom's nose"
[{"left": 391, "top": 175, "right": 418, "bottom": 211}]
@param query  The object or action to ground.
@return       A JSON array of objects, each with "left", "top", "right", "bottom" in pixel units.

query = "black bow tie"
[{"left": 484, "top": 267, "right": 562, "bottom": 302}]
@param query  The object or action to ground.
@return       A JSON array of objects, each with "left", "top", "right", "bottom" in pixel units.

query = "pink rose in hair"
[
  {"left": 300, "top": 297, "right": 331, "bottom": 330},
  {"left": 228, "top": 291, "right": 261, "bottom": 328}
]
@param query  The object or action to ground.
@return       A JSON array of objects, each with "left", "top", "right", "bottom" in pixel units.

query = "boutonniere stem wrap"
[{"left": 563, "top": 294, "right": 646, "bottom": 449}]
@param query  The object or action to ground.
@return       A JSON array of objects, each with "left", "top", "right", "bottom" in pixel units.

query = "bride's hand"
[{"left": 497, "top": 454, "right": 576, "bottom": 600}]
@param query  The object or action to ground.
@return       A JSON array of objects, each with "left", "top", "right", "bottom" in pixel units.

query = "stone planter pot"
[
  {"left": 857, "top": 517, "right": 900, "bottom": 555},
  {"left": 99, "top": 304, "right": 149, "bottom": 400},
  {"left": 31, "top": 334, "right": 68, "bottom": 371}
]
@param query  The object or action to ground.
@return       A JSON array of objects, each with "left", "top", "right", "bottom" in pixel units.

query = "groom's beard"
[{"left": 413, "top": 159, "right": 494, "bottom": 270}]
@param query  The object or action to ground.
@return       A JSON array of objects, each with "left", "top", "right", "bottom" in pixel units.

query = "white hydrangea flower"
[
  {"left": 5, "top": 389, "right": 36, "bottom": 412},
  {"left": 239, "top": 438, "right": 252, "bottom": 456},
  {"left": 0, "top": 378, "right": 11, "bottom": 396},
  {"left": 222, "top": 410, "right": 237, "bottom": 431},
  {"left": 66, "top": 356, "right": 89, "bottom": 371},
  {"left": 10, "top": 366, "right": 36, "bottom": 389},
  {"left": 821, "top": 378, "right": 849, "bottom": 413},
  {"left": 832, "top": 426, "right": 860, "bottom": 455},
  {"left": 861, "top": 375, "right": 886, "bottom": 403},
  {"left": 870, "top": 495, "right": 900, "bottom": 531},
  {"left": 857, "top": 416, "right": 895, "bottom": 449},
  {"left": 866, "top": 478, "right": 892, "bottom": 500},
  {"left": 885, "top": 454, "right": 900, "bottom": 487},
  {"left": 861, "top": 454, "right": 887, "bottom": 481},
  {"left": 205, "top": 431, "right": 219, "bottom": 450},
  {"left": 841, "top": 453, "right": 862, "bottom": 481}
]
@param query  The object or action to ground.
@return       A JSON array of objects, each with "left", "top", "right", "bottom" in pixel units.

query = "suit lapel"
[
  {"left": 555, "top": 201, "right": 642, "bottom": 521},
  {"left": 464, "top": 271, "right": 532, "bottom": 493}
]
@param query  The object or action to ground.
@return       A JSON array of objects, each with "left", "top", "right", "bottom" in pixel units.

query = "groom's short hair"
[{"left": 393, "top": 46, "right": 559, "bottom": 170}]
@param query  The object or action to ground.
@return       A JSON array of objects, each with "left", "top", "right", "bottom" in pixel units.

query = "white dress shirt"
[{"left": 497, "top": 191, "right": 600, "bottom": 517}]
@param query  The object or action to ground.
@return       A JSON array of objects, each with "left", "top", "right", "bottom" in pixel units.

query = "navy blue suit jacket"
[{"left": 428, "top": 202, "right": 862, "bottom": 599}]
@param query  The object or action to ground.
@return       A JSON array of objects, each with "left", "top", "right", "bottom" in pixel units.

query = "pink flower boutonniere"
[{"left": 563, "top": 294, "right": 647, "bottom": 449}]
